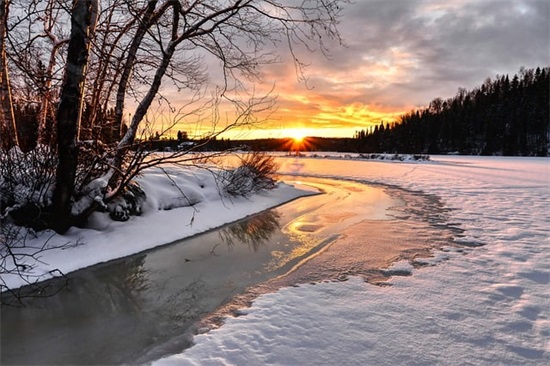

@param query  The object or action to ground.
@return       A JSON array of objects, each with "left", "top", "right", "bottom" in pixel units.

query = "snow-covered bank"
[
  {"left": 1, "top": 165, "right": 315, "bottom": 292},
  {"left": 153, "top": 156, "right": 550, "bottom": 365}
]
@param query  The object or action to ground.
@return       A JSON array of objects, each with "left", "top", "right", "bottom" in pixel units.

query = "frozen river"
[{"left": 1, "top": 175, "right": 458, "bottom": 365}]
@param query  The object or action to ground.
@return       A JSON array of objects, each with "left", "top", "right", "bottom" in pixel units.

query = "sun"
[
  {"left": 279, "top": 128, "right": 311, "bottom": 152},
  {"left": 286, "top": 128, "right": 308, "bottom": 142},
  {"left": 277, "top": 128, "right": 313, "bottom": 152},
  {"left": 293, "top": 134, "right": 305, "bottom": 143}
]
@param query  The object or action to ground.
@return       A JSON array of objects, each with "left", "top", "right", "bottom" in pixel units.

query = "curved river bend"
[{"left": 1, "top": 176, "right": 459, "bottom": 365}]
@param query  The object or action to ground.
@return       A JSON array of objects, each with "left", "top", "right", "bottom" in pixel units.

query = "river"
[{"left": 1, "top": 176, "right": 459, "bottom": 365}]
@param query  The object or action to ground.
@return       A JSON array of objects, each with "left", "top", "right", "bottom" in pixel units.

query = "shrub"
[
  {"left": 105, "top": 183, "right": 146, "bottom": 222},
  {"left": 220, "top": 152, "right": 278, "bottom": 197},
  {"left": 0, "top": 147, "right": 57, "bottom": 229}
]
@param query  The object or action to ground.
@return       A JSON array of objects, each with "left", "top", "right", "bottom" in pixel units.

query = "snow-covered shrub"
[
  {"left": 104, "top": 183, "right": 146, "bottom": 221},
  {"left": 74, "top": 140, "right": 112, "bottom": 193},
  {"left": 220, "top": 152, "right": 278, "bottom": 197},
  {"left": 0, "top": 144, "right": 111, "bottom": 228},
  {"left": 0, "top": 146, "right": 57, "bottom": 228},
  {"left": 0, "top": 141, "right": 145, "bottom": 227}
]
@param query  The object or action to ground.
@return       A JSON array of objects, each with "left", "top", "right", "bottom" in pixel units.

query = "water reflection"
[
  {"left": 0, "top": 209, "right": 289, "bottom": 365},
  {"left": 1, "top": 253, "right": 157, "bottom": 365},
  {"left": 219, "top": 210, "right": 281, "bottom": 252},
  {"left": 93, "top": 256, "right": 149, "bottom": 313}
]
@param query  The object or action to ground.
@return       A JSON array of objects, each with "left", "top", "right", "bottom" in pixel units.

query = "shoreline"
[{"left": 186, "top": 182, "right": 461, "bottom": 337}]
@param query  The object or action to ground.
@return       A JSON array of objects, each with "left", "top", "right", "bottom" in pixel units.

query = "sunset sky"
[{"left": 170, "top": 0, "right": 549, "bottom": 140}]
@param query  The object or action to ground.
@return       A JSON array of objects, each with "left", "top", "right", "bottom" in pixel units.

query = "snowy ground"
[
  {"left": 3, "top": 155, "right": 549, "bottom": 365},
  {"left": 151, "top": 155, "right": 550, "bottom": 365}
]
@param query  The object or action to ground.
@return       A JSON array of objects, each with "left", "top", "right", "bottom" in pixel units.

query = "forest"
[{"left": 354, "top": 67, "right": 549, "bottom": 156}]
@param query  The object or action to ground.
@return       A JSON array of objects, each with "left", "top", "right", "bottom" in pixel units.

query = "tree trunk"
[
  {"left": 112, "top": 0, "right": 159, "bottom": 142},
  {"left": 37, "top": 0, "right": 70, "bottom": 147},
  {"left": 107, "top": 42, "right": 176, "bottom": 194},
  {"left": 0, "top": 0, "right": 18, "bottom": 150},
  {"left": 50, "top": 0, "right": 98, "bottom": 233},
  {"left": 37, "top": 41, "right": 68, "bottom": 147}
]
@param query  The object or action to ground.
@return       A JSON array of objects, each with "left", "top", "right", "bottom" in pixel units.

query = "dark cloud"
[{"left": 307, "top": 0, "right": 549, "bottom": 105}]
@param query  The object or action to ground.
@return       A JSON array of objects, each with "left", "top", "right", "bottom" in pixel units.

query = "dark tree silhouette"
[{"left": 354, "top": 67, "right": 549, "bottom": 156}]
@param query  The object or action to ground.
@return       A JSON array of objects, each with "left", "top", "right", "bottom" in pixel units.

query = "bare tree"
[
  {"left": 0, "top": 0, "right": 18, "bottom": 149},
  {"left": 4, "top": 0, "right": 71, "bottom": 148},
  {"left": 50, "top": 0, "right": 99, "bottom": 233},
  {"left": 104, "top": 0, "right": 346, "bottom": 193},
  {"left": 111, "top": 0, "right": 164, "bottom": 142},
  {"left": 84, "top": 0, "right": 137, "bottom": 143},
  {"left": 36, "top": 0, "right": 70, "bottom": 146},
  {"left": 1, "top": 0, "right": 348, "bottom": 234}
]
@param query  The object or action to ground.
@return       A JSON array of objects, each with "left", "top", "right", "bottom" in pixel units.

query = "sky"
[{"left": 171, "top": 0, "right": 549, "bottom": 140}]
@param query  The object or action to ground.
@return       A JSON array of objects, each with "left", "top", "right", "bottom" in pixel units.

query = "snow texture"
[{"left": 153, "top": 155, "right": 550, "bottom": 366}]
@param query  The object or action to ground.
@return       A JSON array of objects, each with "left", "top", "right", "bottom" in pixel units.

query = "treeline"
[
  {"left": 354, "top": 67, "right": 549, "bottom": 156},
  {"left": 11, "top": 102, "right": 127, "bottom": 152},
  {"left": 146, "top": 136, "right": 356, "bottom": 153}
]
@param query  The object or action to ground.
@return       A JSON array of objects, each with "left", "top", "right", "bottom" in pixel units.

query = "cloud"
[{"left": 168, "top": 0, "right": 549, "bottom": 138}]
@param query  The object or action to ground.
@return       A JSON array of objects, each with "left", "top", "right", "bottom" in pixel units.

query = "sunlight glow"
[
  {"left": 280, "top": 128, "right": 310, "bottom": 141},
  {"left": 292, "top": 132, "right": 306, "bottom": 143}
]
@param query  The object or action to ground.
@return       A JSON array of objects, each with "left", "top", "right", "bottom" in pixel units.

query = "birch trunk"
[
  {"left": 37, "top": 41, "right": 67, "bottom": 146},
  {"left": 0, "top": 0, "right": 18, "bottom": 150},
  {"left": 107, "top": 42, "right": 176, "bottom": 193},
  {"left": 112, "top": 0, "right": 159, "bottom": 142}
]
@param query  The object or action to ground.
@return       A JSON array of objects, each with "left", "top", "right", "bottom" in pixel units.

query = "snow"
[
  {"left": 152, "top": 155, "right": 550, "bottom": 365},
  {"left": 1, "top": 164, "right": 315, "bottom": 292},
  {"left": 2, "top": 154, "right": 549, "bottom": 365}
]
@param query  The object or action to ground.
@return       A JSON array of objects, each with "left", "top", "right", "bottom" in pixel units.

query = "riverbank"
[
  {"left": 3, "top": 155, "right": 548, "bottom": 365},
  {"left": 1, "top": 164, "right": 317, "bottom": 294}
]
